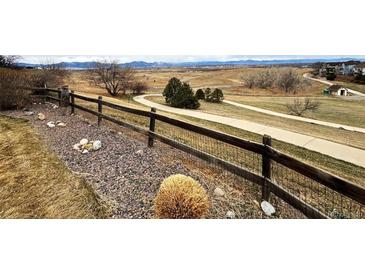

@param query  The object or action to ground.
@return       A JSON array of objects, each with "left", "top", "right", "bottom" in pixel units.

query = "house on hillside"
[{"left": 323, "top": 85, "right": 349, "bottom": 96}]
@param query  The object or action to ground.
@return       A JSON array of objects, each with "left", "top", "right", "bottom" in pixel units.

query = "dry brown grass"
[
  {"left": 0, "top": 115, "right": 110, "bottom": 218},
  {"left": 66, "top": 67, "right": 325, "bottom": 97},
  {"left": 154, "top": 174, "right": 210, "bottom": 219}
]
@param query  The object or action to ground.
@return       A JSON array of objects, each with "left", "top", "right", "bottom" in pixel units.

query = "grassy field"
[
  {"left": 147, "top": 96, "right": 365, "bottom": 149},
  {"left": 72, "top": 95, "right": 365, "bottom": 186},
  {"left": 0, "top": 115, "right": 110, "bottom": 218},
  {"left": 61, "top": 68, "right": 365, "bottom": 186},
  {"left": 224, "top": 95, "right": 365, "bottom": 128},
  {"left": 66, "top": 67, "right": 326, "bottom": 97}
]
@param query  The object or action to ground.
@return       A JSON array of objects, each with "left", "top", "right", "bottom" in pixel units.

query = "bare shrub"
[
  {"left": 30, "top": 62, "right": 69, "bottom": 88},
  {"left": 154, "top": 174, "right": 210, "bottom": 219},
  {"left": 130, "top": 81, "right": 148, "bottom": 95},
  {"left": 0, "top": 68, "right": 32, "bottom": 110},
  {"left": 276, "top": 68, "right": 304, "bottom": 93},
  {"left": 88, "top": 61, "right": 136, "bottom": 96},
  {"left": 286, "top": 98, "right": 321, "bottom": 116},
  {"left": 241, "top": 73, "right": 257, "bottom": 89},
  {"left": 255, "top": 68, "right": 277, "bottom": 89}
]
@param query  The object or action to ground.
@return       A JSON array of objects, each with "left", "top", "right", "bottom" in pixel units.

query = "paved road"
[
  {"left": 303, "top": 73, "right": 365, "bottom": 97},
  {"left": 223, "top": 100, "right": 365, "bottom": 134},
  {"left": 134, "top": 94, "right": 365, "bottom": 168}
]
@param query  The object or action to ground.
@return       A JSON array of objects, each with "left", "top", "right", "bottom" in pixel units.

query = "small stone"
[
  {"left": 261, "top": 201, "right": 276, "bottom": 216},
  {"left": 37, "top": 113, "right": 46, "bottom": 120},
  {"left": 24, "top": 111, "right": 34, "bottom": 116},
  {"left": 253, "top": 200, "right": 260, "bottom": 207},
  {"left": 53, "top": 105, "right": 59, "bottom": 109},
  {"left": 118, "top": 132, "right": 123, "bottom": 135},
  {"left": 82, "top": 149, "right": 89, "bottom": 154},
  {"left": 56, "top": 122, "right": 66, "bottom": 127},
  {"left": 136, "top": 149, "right": 143, "bottom": 155},
  {"left": 92, "top": 140, "right": 102, "bottom": 151},
  {"left": 46, "top": 121, "right": 55, "bottom": 128},
  {"left": 73, "top": 144, "right": 82, "bottom": 151},
  {"left": 214, "top": 187, "right": 225, "bottom": 197},
  {"left": 226, "top": 211, "right": 235, "bottom": 219},
  {"left": 80, "top": 139, "right": 88, "bottom": 145}
]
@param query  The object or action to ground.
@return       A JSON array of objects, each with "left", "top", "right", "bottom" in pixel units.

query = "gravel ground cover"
[{"left": 5, "top": 103, "right": 304, "bottom": 218}]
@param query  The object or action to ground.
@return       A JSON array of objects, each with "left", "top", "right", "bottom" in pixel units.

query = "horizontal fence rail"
[{"left": 25, "top": 87, "right": 365, "bottom": 219}]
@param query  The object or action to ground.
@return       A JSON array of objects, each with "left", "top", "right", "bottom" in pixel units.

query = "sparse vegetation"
[
  {"left": 31, "top": 61, "right": 70, "bottom": 88},
  {"left": 0, "top": 116, "right": 110, "bottom": 218},
  {"left": 130, "top": 81, "right": 149, "bottom": 95},
  {"left": 243, "top": 68, "right": 309, "bottom": 93},
  {"left": 154, "top": 174, "right": 210, "bottom": 219},
  {"left": 286, "top": 98, "right": 321, "bottom": 116},
  {"left": 163, "top": 77, "right": 200, "bottom": 109}
]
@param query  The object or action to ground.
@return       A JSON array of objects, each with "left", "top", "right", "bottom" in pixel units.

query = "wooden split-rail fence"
[{"left": 31, "top": 87, "right": 365, "bottom": 219}]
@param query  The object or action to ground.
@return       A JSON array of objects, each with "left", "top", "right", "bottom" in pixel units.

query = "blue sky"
[{"left": 19, "top": 55, "right": 365, "bottom": 64}]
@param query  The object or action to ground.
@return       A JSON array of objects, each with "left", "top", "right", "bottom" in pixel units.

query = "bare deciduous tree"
[
  {"left": 286, "top": 98, "right": 321, "bottom": 116},
  {"left": 88, "top": 61, "right": 136, "bottom": 96},
  {"left": 276, "top": 68, "right": 303, "bottom": 93},
  {"left": 0, "top": 55, "right": 18, "bottom": 68},
  {"left": 255, "top": 68, "right": 277, "bottom": 89}
]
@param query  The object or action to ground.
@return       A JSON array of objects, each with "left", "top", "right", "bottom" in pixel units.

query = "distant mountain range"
[{"left": 17, "top": 57, "right": 365, "bottom": 69}]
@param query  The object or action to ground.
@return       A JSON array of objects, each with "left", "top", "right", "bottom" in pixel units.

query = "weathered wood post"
[
  {"left": 70, "top": 91, "right": 75, "bottom": 115},
  {"left": 60, "top": 85, "right": 70, "bottom": 107},
  {"left": 98, "top": 96, "right": 103, "bottom": 126},
  {"left": 148, "top": 107, "right": 156, "bottom": 147},
  {"left": 262, "top": 135, "right": 272, "bottom": 201},
  {"left": 58, "top": 89, "right": 62, "bottom": 107}
]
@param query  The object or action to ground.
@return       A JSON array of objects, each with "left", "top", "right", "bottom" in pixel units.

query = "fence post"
[
  {"left": 148, "top": 107, "right": 156, "bottom": 147},
  {"left": 58, "top": 90, "right": 62, "bottom": 107},
  {"left": 70, "top": 91, "right": 75, "bottom": 115},
  {"left": 262, "top": 135, "right": 272, "bottom": 201},
  {"left": 98, "top": 96, "right": 103, "bottom": 126}
]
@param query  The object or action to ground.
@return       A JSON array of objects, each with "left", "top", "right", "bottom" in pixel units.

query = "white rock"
[
  {"left": 53, "top": 105, "right": 59, "bottom": 109},
  {"left": 56, "top": 122, "right": 66, "bottom": 127},
  {"left": 47, "top": 121, "right": 55, "bottom": 128},
  {"left": 79, "top": 139, "right": 88, "bottom": 145},
  {"left": 24, "top": 111, "right": 34, "bottom": 116},
  {"left": 37, "top": 113, "right": 46, "bottom": 120},
  {"left": 136, "top": 149, "right": 143, "bottom": 155},
  {"left": 73, "top": 144, "right": 81, "bottom": 151},
  {"left": 92, "top": 140, "right": 102, "bottom": 151},
  {"left": 226, "top": 211, "right": 235, "bottom": 219},
  {"left": 214, "top": 187, "right": 225, "bottom": 197},
  {"left": 82, "top": 149, "right": 89, "bottom": 154},
  {"left": 261, "top": 201, "right": 276, "bottom": 216}
]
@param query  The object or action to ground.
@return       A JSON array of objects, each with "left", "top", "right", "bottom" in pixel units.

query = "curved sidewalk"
[{"left": 134, "top": 94, "right": 365, "bottom": 168}]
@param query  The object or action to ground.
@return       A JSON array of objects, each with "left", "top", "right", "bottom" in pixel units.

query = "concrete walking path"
[
  {"left": 223, "top": 99, "right": 365, "bottom": 134},
  {"left": 134, "top": 94, "right": 365, "bottom": 168}
]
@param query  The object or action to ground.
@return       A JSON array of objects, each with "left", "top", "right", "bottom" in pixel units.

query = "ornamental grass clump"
[{"left": 154, "top": 174, "right": 210, "bottom": 219}]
